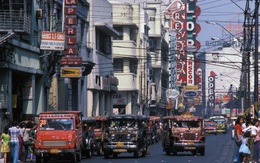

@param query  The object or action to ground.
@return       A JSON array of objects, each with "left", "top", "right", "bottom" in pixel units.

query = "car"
[{"left": 204, "top": 121, "right": 217, "bottom": 135}]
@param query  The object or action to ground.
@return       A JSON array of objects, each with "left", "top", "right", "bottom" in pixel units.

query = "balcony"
[
  {"left": 0, "top": 10, "right": 31, "bottom": 34},
  {"left": 113, "top": 40, "right": 137, "bottom": 58},
  {"left": 115, "top": 73, "right": 138, "bottom": 91}
]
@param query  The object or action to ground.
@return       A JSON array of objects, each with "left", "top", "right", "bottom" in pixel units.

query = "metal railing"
[{"left": 0, "top": 10, "right": 31, "bottom": 34}]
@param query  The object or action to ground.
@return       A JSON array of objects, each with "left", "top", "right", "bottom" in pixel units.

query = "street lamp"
[{"left": 205, "top": 21, "right": 242, "bottom": 43}]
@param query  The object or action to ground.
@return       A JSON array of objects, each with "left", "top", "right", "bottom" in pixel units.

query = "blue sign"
[{"left": 184, "top": 91, "right": 197, "bottom": 97}]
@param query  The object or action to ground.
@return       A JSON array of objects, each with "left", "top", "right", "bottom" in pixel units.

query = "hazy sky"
[{"left": 197, "top": 0, "right": 247, "bottom": 51}]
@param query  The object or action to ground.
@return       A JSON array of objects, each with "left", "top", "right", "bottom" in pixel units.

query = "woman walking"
[
  {"left": 1, "top": 127, "right": 10, "bottom": 163},
  {"left": 234, "top": 116, "right": 245, "bottom": 163}
]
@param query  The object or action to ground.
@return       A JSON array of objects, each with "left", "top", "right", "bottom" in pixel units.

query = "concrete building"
[
  {"left": 0, "top": 0, "right": 44, "bottom": 130},
  {"left": 86, "top": 0, "right": 119, "bottom": 117},
  {"left": 205, "top": 39, "right": 243, "bottom": 117},
  {"left": 109, "top": 0, "right": 169, "bottom": 116}
]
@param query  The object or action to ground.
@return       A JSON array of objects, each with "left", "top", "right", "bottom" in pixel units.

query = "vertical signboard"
[{"left": 208, "top": 76, "right": 215, "bottom": 114}]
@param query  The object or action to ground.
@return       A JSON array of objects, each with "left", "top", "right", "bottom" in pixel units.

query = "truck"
[
  {"left": 162, "top": 112, "right": 206, "bottom": 156},
  {"left": 34, "top": 111, "right": 83, "bottom": 163}
]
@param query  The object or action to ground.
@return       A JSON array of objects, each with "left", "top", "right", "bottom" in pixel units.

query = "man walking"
[{"left": 9, "top": 122, "right": 21, "bottom": 163}]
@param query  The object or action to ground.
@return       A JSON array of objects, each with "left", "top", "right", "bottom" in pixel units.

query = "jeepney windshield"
[
  {"left": 95, "top": 121, "right": 102, "bottom": 129},
  {"left": 39, "top": 118, "right": 74, "bottom": 130},
  {"left": 204, "top": 123, "right": 216, "bottom": 127},
  {"left": 110, "top": 119, "right": 137, "bottom": 128},
  {"left": 175, "top": 121, "right": 201, "bottom": 128},
  {"left": 213, "top": 119, "right": 226, "bottom": 125}
]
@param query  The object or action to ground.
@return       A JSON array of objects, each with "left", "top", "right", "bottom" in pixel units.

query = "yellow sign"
[{"left": 60, "top": 67, "right": 82, "bottom": 78}]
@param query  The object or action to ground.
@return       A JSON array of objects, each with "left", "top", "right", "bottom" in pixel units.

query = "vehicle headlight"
[
  {"left": 126, "top": 134, "right": 131, "bottom": 140},
  {"left": 195, "top": 133, "right": 199, "bottom": 138},
  {"left": 111, "top": 134, "right": 115, "bottom": 140},
  {"left": 37, "top": 140, "right": 41, "bottom": 146},
  {"left": 68, "top": 140, "right": 72, "bottom": 145},
  {"left": 180, "top": 133, "right": 184, "bottom": 138}
]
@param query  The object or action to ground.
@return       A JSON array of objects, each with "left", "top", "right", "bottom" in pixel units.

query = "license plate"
[
  {"left": 184, "top": 147, "right": 196, "bottom": 150},
  {"left": 50, "top": 149, "right": 60, "bottom": 154},
  {"left": 187, "top": 141, "right": 194, "bottom": 145},
  {"left": 116, "top": 142, "right": 124, "bottom": 146},
  {"left": 114, "top": 149, "right": 127, "bottom": 152}
]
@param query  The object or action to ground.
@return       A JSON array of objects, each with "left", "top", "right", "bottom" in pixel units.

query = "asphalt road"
[{"left": 4, "top": 130, "right": 235, "bottom": 163}]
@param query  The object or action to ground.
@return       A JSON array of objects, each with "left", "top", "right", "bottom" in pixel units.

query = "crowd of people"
[
  {"left": 233, "top": 116, "right": 260, "bottom": 163},
  {"left": 0, "top": 121, "right": 36, "bottom": 163}
]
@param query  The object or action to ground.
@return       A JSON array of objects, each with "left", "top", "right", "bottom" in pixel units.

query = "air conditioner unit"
[{"left": 36, "top": 9, "right": 43, "bottom": 19}]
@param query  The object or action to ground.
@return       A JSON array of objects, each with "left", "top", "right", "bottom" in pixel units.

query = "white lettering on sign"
[{"left": 65, "top": 0, "right": 77, "bottom": 5}]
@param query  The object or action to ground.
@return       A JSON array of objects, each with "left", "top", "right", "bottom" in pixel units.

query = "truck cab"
[{"left": 34, "top": 111, "right": 83, "bottom": 163}]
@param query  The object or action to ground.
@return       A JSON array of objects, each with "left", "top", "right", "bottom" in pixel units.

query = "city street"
[{"left": 26, "top": 130, "right": 235, "bottom": 163}]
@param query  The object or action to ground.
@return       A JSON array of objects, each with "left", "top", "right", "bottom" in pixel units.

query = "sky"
[{"left": 196, "top": 0, "right": 247, "bottom": 51}]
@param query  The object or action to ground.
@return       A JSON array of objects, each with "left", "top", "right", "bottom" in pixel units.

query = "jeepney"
[
  {"left": 93, "top": 116, "right": 109, "bottom": 155},
  {"left": 210, "top": 116, "right": 228, "bottom": 134},
  {"left": 34, "top": 111, "right": 83, "bottom": 163},
  {"left": 162, "top": 112, "right": 206, "bottom": 156},
  {"left": 103, "top": 114, "right": 150, "bottom": 158}
]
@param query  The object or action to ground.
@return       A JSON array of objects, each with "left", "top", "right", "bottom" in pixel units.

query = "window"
[
  {"left": 96, "top": 30, "right": 111, "bottom": 55},
  {"left": 113, "top": 59, "right": 123, "bottom": 73},
  {"left": 130, "top": 28, "right": 137, "bottom": 42},
  {"left": 114, "top": 27, "right": 123, "bottom": 40},
  {"left": 130, "top": 59, "right": 137, "bottom": 74}
]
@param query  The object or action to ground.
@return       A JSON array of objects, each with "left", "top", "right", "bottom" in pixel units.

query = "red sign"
[
  {"left": 65, "top": 27, "right": 77, "bottom": 35},
  {"left": 65, "top": 0, "right": 78, "bottom": 5},
  {"left": 65, "top": 17, "right": 77, "bottom": 25},
  {"left": 66, "top": 47, "right": 77, "bottom": 55},
  {"left": 67, "top": 37, "right": 77, "bottom": 44},
  {"left": 65, "top": 7, "right": 77, "bottom": 14},
  {"left": 60, "top": 57, "right": 82, "bottom": 65}
]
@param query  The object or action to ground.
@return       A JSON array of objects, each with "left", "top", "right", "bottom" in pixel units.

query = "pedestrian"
[
  {"left": 9, "top": 121, "right": 22, "bottom": 163},
  {"left": 1, "top": 127, "right": 10, "bottom": 163},
  {"left": 18, "top": 123, "right": 25, "bottom": 162},
  {"left": 22, "top": 121, "right": 35, "bottom": 162},
  {"left": 233, "top": 116, "right": 245, "bottom": 163},
  {"left": 252, "top": 119, "right": 260, "bottom": 163},
  {"left": 239, "top": 131, "right": 251, "bottom": 163}
]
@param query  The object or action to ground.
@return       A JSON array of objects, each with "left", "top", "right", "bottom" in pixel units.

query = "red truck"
[{"left": 34, "top": 111, "right": 83, "bottom": 163}]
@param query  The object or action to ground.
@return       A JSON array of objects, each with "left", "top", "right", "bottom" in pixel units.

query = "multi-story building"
[
  {"left": 109, "top": 0, "right": 168, "bottom": 116},
  {"left": 0, "top": 0, "right": 44, "bottom": 130},
  {"left": 86, "top": 0, "right": 119, "bottom": 116}
]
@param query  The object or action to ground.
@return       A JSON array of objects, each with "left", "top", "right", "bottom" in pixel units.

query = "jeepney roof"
[
  {"left": 94, "top": 116, "right": 109, "bottom": 121},
  {"left": 40, "top": 111, "right": 82, "bottom": 115},
  {"left": 162, "top": 112, "right": 202, "bottom": 121},
  {"left": 109, "top": 114, "right": 149, "bottom": 120},
  {"left": 149, "top": 116, "right": 161, "bottom": 121},
  {"left": 82, "top": 117, "right": 96, "bottom": 123}
]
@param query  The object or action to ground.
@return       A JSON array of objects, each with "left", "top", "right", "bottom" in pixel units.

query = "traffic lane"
[
  {"left": 31, "top": 131, "right": 236, "bottom": 163},
  {"left": 81, "top": 131, "right": 236, "bottom": 163}
]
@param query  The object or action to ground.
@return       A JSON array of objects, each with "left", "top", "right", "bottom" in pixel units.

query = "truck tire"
[
  {"left": 76, "top": 149, "right": 81, "bottom": 162},
  {"left": 200, "top": 147, "right": 205, "bottom": 156},
  {"left": 165, "top": 148, "right": 171, "bottom": 155},
  {"left": 96, "top": 142, "right": 103, "bottom": 156},
  {"left": 35, "top": 154, "right": 41, "bottom": 163},
  {"left": 104, "top": 150, "right": 109, "bottom": 159},
  {"left": 71, "top": 152, "right": 77, "bottom": 163}
]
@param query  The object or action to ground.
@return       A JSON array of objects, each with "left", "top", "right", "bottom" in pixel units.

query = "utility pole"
[{"left": 254, "top": 0, "right": 259, "bottom": 119}]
